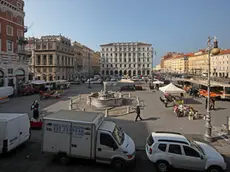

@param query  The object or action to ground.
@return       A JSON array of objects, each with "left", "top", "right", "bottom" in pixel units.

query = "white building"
[
  {"left": 211, "top": 49, "right": 230, "bottom": 78},
  {"left": 100, "top": 42, "right": 153, "bottom": 77}
]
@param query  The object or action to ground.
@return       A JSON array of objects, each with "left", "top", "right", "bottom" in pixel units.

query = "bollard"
[
  {"left": 129, "top": 93, "right": 131, "bottom": 98},
  {"left": 69, "top": 99, "right": 73, "bottom": 110},
  {"left": 227, "top": 117, "right": 230, "bottom": 132},
  {"left": 136, "top": 96, "right": 140, "bottom": 106},
  {"left": 119, "top": 93, "right": 122, "bottom": 98},
  {"left": 79, "top": 94, "right": 81, "bottom": 100},
  {"left": 127, "top": 106, "right": 130, "bottom": 113},
  {"left": 89, "top": 97, "right": 92, "bottom": 105},
  {"left": 105, "top": 109, "right": 108, "bottom": 117}
]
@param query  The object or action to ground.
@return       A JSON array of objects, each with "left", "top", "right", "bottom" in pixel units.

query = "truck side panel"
[
  {"left": 70, "top": 122, "right": 93, "bottom": 159},
  {"left": 42, "top": 119, "right": 71, "bottom": 155}
]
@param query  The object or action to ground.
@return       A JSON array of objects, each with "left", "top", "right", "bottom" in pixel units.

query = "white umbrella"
[
  {"left": 153, "top": 80, "right": 164, "bottom": 84},
  {"left": 159, "top": 83, "right": 185, "bottom": 94}
]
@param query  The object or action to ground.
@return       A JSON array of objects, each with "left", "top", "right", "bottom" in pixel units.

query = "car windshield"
[
  {"left": 191, "top": 141, "right": 205, "bottom": 155},
  {"left": 112, "top": 125, "right": 124, "bottom": 146}
]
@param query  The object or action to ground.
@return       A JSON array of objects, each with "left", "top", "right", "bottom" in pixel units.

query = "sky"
[{"left": 24, "top": 0, "right": 230, "bottom": 66}]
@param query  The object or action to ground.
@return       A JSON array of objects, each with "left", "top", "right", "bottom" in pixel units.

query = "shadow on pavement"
[
  {"left": 142, "top": 117, "right": 160, "bottom": 121},
  {"left": 106, "top": 117, "right": 149, "bottom": 150},
  {"left": 185, "top": 98, "right": 202, "bottom": 104}
]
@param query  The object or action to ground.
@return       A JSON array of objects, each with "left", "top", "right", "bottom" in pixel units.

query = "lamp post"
[
  {"left": 88, "top": 52, "right": 91, "bottom": 89},
  {"left": 204, "top": 36, "right": 220, "bottom": 142}
]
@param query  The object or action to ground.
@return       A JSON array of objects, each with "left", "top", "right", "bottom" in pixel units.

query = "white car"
[{"left": 146, "top": 131, "right": 226, "bottom": 172}]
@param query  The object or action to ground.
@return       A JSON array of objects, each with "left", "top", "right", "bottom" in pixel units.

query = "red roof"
[{"left": 219, "top": 49, "right": 230, "bottom": 55}]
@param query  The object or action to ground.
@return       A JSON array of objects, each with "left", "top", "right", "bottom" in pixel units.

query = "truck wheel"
[
  {"left": 111, "top": 159, "right": 126, "bottom": 171},
  {"left": 59, "top": 154, "right": 70, "bottom": 165}
]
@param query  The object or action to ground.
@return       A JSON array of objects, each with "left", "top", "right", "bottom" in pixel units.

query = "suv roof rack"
[
  {"left": 158, "top": 139, "right": 189, "bottom": 145},
  {"left": 155, "top": 131, "right": 182, "bottom": 135}
]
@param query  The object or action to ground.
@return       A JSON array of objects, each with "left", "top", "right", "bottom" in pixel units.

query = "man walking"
[{"left": 135, "top": 105, "right": 142, "bottom": 121}]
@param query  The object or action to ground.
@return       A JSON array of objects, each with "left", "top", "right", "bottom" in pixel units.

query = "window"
[
  {"left": 168, "top": 144, "right": 182, "bottom": 155},
  {"left": 17, "top": 29, "right": 23, "bottom": 37},
  {"left": 100, "top": 133, "right": 116, "bottom": 148},
  {"left": 17, "top": 17, "right": 23, "bottom": 25},
  {"left": 158, "top": 144, "right": 167, "bottom": 152},
  {"left": 183, "top": 146, "right": 200, "bottom": 157},
  {"left": 7, "top": 40, "right": 13, "bottom": 52},
  {"left": 147, "top": 134, "right": 154, "bottom": 146},
  {"left": 8, "top": 68, "right": 13, "bottom": 74},
  {"left": 6, "top": 25, "right": 13, "bottom": 36},
  {"left": 17, "top": 2, "right": 23, "bottom": 9}
]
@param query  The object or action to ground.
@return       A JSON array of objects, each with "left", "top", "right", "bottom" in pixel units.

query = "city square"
[{"left": 0, "top": 84, "right": 230, "bottom": 172}]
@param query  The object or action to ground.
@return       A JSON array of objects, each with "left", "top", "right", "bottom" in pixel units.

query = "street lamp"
[
  {"left": 88, "top": 52, "right": 91, "bottom": 89},
  {"left": 204, "top": 36, "right": 220, "bottom": 142}
]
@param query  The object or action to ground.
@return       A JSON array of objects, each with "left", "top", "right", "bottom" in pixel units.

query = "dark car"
[{"left": 120, "top": 85, "right": 135, "bottom": 92}]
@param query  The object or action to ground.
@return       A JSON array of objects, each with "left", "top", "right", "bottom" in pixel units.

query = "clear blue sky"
[{"left": 24, "top": 0, "right": 230, "bottom": 66}]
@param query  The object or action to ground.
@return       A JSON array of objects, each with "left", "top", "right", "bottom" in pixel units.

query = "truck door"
[
  {"left": 70, "top": 123, "right": 92, "bottom": 158},
  {"left": 96, "top": 131, "right": 119, "bottom": 164}
]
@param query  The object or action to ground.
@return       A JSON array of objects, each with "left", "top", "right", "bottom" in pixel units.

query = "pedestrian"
[
  {"left": 31, "top": 100, "right": 39, "bottom": 120},
  {"left": 205, "top": 97, "right": 208, "bottom": 109},
  {"left": 135, "top": 105, "right": 142, "bottom": 121},
  {"left": 210, "top": 97, "right": 215, "bottom": 110}
]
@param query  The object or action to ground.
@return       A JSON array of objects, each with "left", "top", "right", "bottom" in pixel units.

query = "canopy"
[
  {"left": 119, "top": 79, "right": 134, "bottom": 83},
  {"left": 159, "top": 83, "right": 185, "bottom": 94},
  {"left": 153, "top": 80, "right": 164, "bottom": 84}
]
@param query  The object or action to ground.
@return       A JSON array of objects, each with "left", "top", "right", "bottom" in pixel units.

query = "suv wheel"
[
  {"left": 207, "top": 166, "right": 223, "bottom": 172},
  {"left": 156, "top": 161, "right": 169, "bottom": 172}
]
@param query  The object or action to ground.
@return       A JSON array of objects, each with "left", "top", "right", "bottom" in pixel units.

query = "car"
[
  {"left": 145, "top": 131, "right": 227, "bottom": 172},
  {"left": 120, "top": 85, "right": 135, "bottom": 92}
]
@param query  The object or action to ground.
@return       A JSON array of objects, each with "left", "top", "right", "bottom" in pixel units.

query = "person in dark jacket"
[
  {"left": 135, "top": 105, "right": 142, "bottom": 121},
  {"left": 31, "top": 100, "right": 39, "bottom": 120},
  {"left": 205, "top": 98, "right": 208, "bottom": 110}
]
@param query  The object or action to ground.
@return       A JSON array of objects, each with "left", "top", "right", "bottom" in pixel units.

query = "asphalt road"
[{"left": 0, "top": 83, "right": 230, "bottom": 172}]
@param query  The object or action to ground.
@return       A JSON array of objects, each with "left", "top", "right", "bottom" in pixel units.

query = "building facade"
[
  {"left": 91, "top": 51, "right": 100, "bottom": 75},
  {"left": 211, "top": 49, "right": 230, "bottom": 78},
  {"left": 72, "top": 41, "right": 83, "bottom": 77},
  {"left": 100, "top": 42, "right": 153, "bottom": 77},
  {"left": 188, "top": 50, "right": 208, "bottom": 75},
  {"left": 0, "top": 0, "right": 30, "bottom": 88},
  {"left": 31, "top": 35, "right": 74, "bottom": 81}
]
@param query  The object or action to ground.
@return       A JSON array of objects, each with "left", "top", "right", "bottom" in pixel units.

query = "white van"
[
  {"left": 42, "top": 110, "right": 136, "bottom": 170},
  {"left": 0, "top": 113, "right": 30, "bottom": 154}
]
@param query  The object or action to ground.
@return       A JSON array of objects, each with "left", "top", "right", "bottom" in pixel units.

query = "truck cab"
[{"left": 96, "top": 121, "right": 135, "bottom": 167}]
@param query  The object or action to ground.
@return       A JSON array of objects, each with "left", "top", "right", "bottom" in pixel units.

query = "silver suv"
[{"left": 145, "top": 131, "right": 226, "bottom": 172}]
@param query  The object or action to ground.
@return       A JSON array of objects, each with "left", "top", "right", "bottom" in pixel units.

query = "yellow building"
[
  {"left": 188, "top": 50, "right": 208, "bottom": 75},
  {"left": 163, "top": 54, "right": 190, "bottom": 74}
]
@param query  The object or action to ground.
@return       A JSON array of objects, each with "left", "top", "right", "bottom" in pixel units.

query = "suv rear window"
[{"left": 147, "top": 134, "right": 154, "bottom": 146}]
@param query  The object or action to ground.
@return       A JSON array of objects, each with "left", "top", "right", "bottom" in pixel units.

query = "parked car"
[
  {"left": 120, "top": 85, "right": 135, "bottom": 92},
  {"left": 71, "top": 79, "right": 81, "bottom": 85},
  {"left": 145, "top": 131, "right": 226, "bottom": 172},
  {"left": 135, "top": 85, "right": 143, "bottom": 90}
]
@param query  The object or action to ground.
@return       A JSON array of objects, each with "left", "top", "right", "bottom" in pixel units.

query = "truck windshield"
[{"left": 112, "top": 125, "right": 124, "bottom": 145}]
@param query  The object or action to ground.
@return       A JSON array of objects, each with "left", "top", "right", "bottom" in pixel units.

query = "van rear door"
[
  {"left": 18, "top": 115, "right": 30, "bottom": 145},
  {"left": 6, "top": 119, "right": 20, "bottom": 152}
]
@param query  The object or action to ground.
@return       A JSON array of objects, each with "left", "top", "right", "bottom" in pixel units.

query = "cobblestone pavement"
[{"left": 0, "top": 84, "right": 230, "bottom": 171}]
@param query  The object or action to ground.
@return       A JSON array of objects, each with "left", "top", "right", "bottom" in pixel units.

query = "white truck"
[
  {"left": 42, "top": 110, "right": 136, "bottom": 170},
  {"left": 0, "top": 113, "right": 30, "bottom": 154}
]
